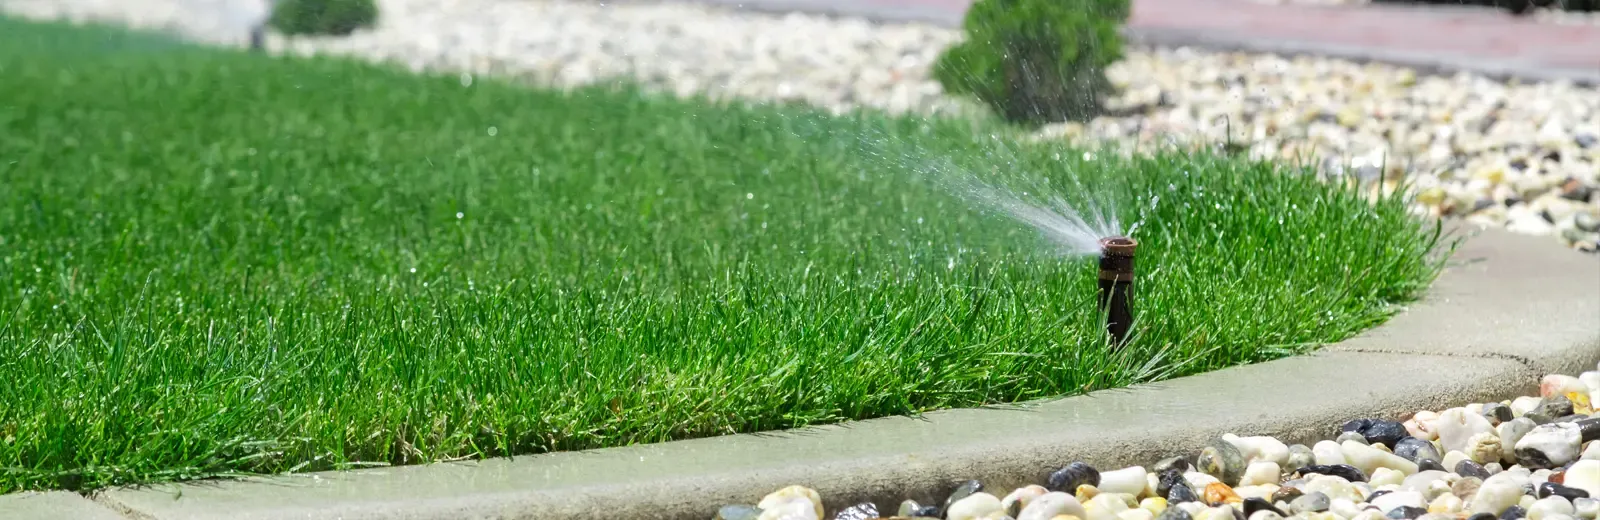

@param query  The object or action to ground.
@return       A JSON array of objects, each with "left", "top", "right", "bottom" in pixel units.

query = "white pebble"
[
  {"left": 1341, "top": 440, "right": 1419, "bottom": 476},
  {"left": 1438, "top": 408, "right": 1497, "bottom": 454},
  {"left": 1184, "top": 472, "right": 1220, "bottom": 490},
  {"left": 1306, "top": 475, "right": 1365, "bottom": 503},
  {"left": 1004, "top": 485, "right": 1050, "bottom": 517},
  {"left": 1567, "top": 460, "right": 1600, "bottom": 497},
  {"left": 1371, "top": 467, "right": 1406, "bottom": 487},
  {"left": 1226, "top": 434, "right": 1292, "bottom": 466},
  {"left": 1573, "top": 497, "right": 1600, "bottom": 519},
  {"left": 1471, "top": 479, "right": 1526, "bottom": 515},
  {"left": 1401, "top": 470, "right": 1449, "bottom": 493},
  {"left": 1584, "top": 442, "right": 1600, "bottom": 461},
  {"left": 1443, "top": 450, "right": 1471, "bottom": 471},
  {"left": 1119, "top": 509, "right": 1155, "bottom": 520},
  {"left": 1543, "top": 374, "right": 1588, "bottom": 398},
  {"left": 1514, "top": 396, "right": 1546, "bottom": 417},
  {"left": 1313, "top": 440, "right": 1347, "bottom": 466},
  {"left": 1240, "top": 462, "right": 1282, "bottom": 487},
  {"left": 1430, "top": 493, "right": 1465, "bottom": 514},
  {"left": 758, "top": 486, "right": 822, "bottom": 520},
  {"left": 1018, "top": 492, "right": 1087, "bottom": 520},
  {"left": 1517, "top": 423, "right": 1585, "bottom": 467},
  {"left": 947, "top": 492, "right": 1004, "bottom": 520},
  {"left": 1330, "top": 497, "right": 1364, "bottom": 519},
  {"left": 1100, "top": 467, "right": 1150, "bottom": 497},
  {"left": 1084, "top": 493, "right": 1131, "bottom": 520},
  {"left": 1530, "top": 496, "right": 1577, "bottom": 520}
]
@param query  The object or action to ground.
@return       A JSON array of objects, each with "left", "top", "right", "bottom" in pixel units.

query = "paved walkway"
[{"left": 687, "top": 0, "right": 1600, "bottom": 84}]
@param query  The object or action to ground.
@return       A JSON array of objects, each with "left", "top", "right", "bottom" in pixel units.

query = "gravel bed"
[
  {"left": 2, "top": 0, "right": 1598, "bottom": 253},
  {"left": 726, "top": 366, "right": 1600, "bottom": 520}
]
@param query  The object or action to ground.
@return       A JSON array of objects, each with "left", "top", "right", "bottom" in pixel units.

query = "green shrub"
[
  {"left": 933, "top": 0, "right": 1131, "bottom": 125},
  {"left": 267, "top": 0, "right": 379, "bottom": 37}
]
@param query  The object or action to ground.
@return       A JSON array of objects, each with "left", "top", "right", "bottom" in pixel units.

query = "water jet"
[{"left": 1097, "top": 236, "right": 1137, "bottom": 348}]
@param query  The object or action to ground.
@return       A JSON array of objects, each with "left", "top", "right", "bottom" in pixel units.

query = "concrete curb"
[
  {"left": 18, "top": 226, "right": 1588, "bottom": 520},
  {"left": 666, "top": 0, "right": 1600, "bottom": 87}
]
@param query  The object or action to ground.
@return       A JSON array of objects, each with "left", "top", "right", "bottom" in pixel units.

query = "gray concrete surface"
[
  {"left": 0, "top": 492, "right": 127, "bottom": 520},
  {"left": 68, "top": 227, "right": 1600, "bottom": 520}
]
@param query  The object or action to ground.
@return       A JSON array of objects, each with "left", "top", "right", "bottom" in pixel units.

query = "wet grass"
[{"left": 0, "top": 17, "right": 1452, "bottom": 492}]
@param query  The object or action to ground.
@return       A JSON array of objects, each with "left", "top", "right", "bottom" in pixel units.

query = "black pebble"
[
  {"left": 1483, "top": 403, "right": 1515, "bottom": 425},
  {"left": 1169, "top": 482, "right": 1200, "bottom": 504},
  {"left": 1243, "top": 497, "right": 1287, "bottom": 518},
  {"left": 913, "top": 505, "right": 941, "bottom": 518},
  {"left": 1361, "top": 420, "right": 1410, "bottom": 448},
  {"left": 1158, "top": 467, "right": 1186, "bottom": 499},
  {"left": 1536, "top": 396, "right": 1576, "bottom": 419},
  {"left": 1387, "top": 506, "right": 1427, "bottom": 520},
  {"left": 1047, "top": 462, "right": 1100, "bottom": 492},
  {"left": 1579, "top": 417, "right": 1600, "bottom": 442},
  {"left": 1539, "top": 482, "right": 1590, "bottom": 501},
  {"left": 1155, "top": 455, "right": 1196, "bottom": 474},
  {"left": 1456, "top": 460, "right": 1492, "bottom": 480},
  {"left": 1500, "top": 505, "right": 1528, "bottom": 520},
  {"left": 1577, "top": 133, "right": 1598, "bottom": 149},
  {"left": 1418, "top": 459, "right": 1446, "bottom": 472},
  {"left": 1467, "top": 514, "right": 1497, "bottom": 520},
  {"left": 1297, "top": 464, "right": 1369, "bottom": 482}
]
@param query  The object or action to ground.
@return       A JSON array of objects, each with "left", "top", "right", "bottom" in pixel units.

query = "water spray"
[{"left": 1097, "top": 236, "right": 1137, "bottom": 348}]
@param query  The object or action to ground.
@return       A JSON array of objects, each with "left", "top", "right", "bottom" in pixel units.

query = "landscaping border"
[{"left": 5, "top": 225, "right": 1594, "bottom": 520}]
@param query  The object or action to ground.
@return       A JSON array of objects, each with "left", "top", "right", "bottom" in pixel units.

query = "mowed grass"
[{"left": 0, "top": 17, "right": 1450, "bottom": 491}]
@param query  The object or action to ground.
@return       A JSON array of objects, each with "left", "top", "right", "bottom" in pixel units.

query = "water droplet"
[
  {"left": 487, "top": 126, "right": 498, "bottom": 136},
  {"left": 409, "top": 267, "right": 417, "bottom": 273},
  {"left": 761, "top": 222, "right": 768, "bottom": 229},
  {"left": 456, "top": 212, "right": 464, "bottom": 219},
  {"left": 746, "top": 193, "right": 754, "bottom": 200},
  {"left": 460, "top": 72, "right": 473, "bottom": 87},
  {"left": 917, "top": 217, "right": 924, "bottom": 224}
]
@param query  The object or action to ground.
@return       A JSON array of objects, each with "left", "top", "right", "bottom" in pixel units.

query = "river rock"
[
  {"left": 1529, "top": 496, "right": 1576, "bottom": 520},
  {"left": 1103, "top": 467, "right": 1151, "bottom": 497},
  {"left": 1201, "top": 439, "right": 1249, "bottom": 486},
  {"left": 1566, "top": 461, "right": 1600, "bottom": 497},
  {"left": 1518, "top": 424, "right": 1586, "bottom": 469},
  {"left": 1443, "top": 409, "right": 1501, "bottom": 454},
  {"left": 1292, "top": 492, "right": 1332, "bottom": 514},
  {"left": 1086, "top": 492, "right": 1134, "bottom": 520},
  {"left": 1573, "top": 497, "right": 1599, "bottom": 519},
  {"left": 832, "top": 502, "right": 879, "bottom": 520},
  {"left": 1226, "top": 435, "right": 1292, "bottom": 466},
  {"left": 1397, "top": 437, "right": 1444, "bottom": 464},
  {"left": 1315, "top": 441, "right": 1349, "bottom": 466},
  {"left": 760, "top": 486, "right": 824, "bottom": 520},
  {"left": 1053, "top": 464, "right": 1103, "bottom": 493},
  {"left": 1541, "top": 482, "right": 1592, "bottom": 502},
  {"left": 1374, "top": 491, "right": 1428, "bottom": 512},
  {"left": 1241, "top": 462, "right": 1282, "bottom": 487},
  {"left": 1473, "top": 479, "right": 1528, "bottom": 515},
  {"left": 1344, "top": 440, "right": 1421, "bottom": 476},
  {"left": 947, "top": 492, "right": 1004, "bottom": 520},
  {"left": 1019, "top": 492, "right": 1088, "bottom": 520},
  {"left": 1507, "top": 419, "right": 1543, "bottom": 464},
  {"left": 718, "top": 504, "right": 764, "bottom": 520},
  {"left": 1286, "top": 445, "right": 1317, "bottom": 474},
  {"left": 1004, "top": 485, "right": 1051, "bottom": 517}
]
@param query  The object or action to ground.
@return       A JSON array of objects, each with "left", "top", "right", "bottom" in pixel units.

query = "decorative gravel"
[
  {"left": 1246, "top": 0, "right": 1600, "bottom": 26},
  {"left": 726, "top": 366, "right": 1600, "bottom": 520},
  {"left": 2, "top": 0, "right": 1597, "bottom": 253}
]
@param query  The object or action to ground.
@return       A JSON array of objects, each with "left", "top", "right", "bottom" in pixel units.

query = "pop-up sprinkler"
[{"left": 1097, "top": 236, "right": 1137, "bottom": 348}]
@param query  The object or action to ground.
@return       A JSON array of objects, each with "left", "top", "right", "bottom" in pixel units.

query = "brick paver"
[{"left": 688, "top": 0, "right": 1600, "bottom": 84}]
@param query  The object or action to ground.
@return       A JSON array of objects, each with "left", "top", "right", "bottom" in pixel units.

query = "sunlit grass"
[{"left": 0, "top": 16, "right": 1450, "bottom": 492}]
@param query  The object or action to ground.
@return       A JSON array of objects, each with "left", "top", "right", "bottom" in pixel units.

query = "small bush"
[
  {"left": 267, "top": 0, "right": 379, "bottom": 37},
  {"left": 933, "top": 0, "right": 1131, "bottom": 125}
]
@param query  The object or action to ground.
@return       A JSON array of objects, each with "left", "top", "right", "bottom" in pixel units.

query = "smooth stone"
[
  {"left": 1103, "top": 467, "right": 1151, "bottom": 497},
  {"left": 832, "top": 502, "right": 879, "bottom": 520},
  {"left": 1203, "top": 483, "right": 1242, "bottom": 506},
  {"left": 1158, "top": 469, "right": 1186, "bottom": 499},
  {"left": 1343, "top": 441, "right": 1420, "bottom": 476},
  {"left": 1468, "top": 514, "right": 1498, "bottom": 520},
  {"left": 1402, "top": 471, "right": 1450, "bottom": 494},
  {"left": 718, "top": 504, "right": 764, "bottom": 520},
  {"left": 1226, "top": 435, "right": 1292, "bottom": 467},
  {"left": 1019, "top": 492, "right": 1088, "bottom": 520},
  {"left": 1140, "top": 497, "right": 1169, "bottom": 516},
  {"left": 1245, "top": 512, "right": 1281, "bottom": 520},
  {"left": 1305, "top": 475, "right": 1365, "bottom": 503},
  {"left": 1314, "top": 441, "right": 1349, "bottom": 466},
  {"left": 1462, "top": 461, "right": 1496, "bottom": 480},
  {"left": 1271, "top": 485, "right": 1303, "bottom": 505},
  {"left": 1530, "top": 496, "right": 1577, "bottom": 519},
  {"left": 1241, "top": 462, "right": 1282, "bottom": 487},
  {"left": 1330, "top": 498, "right": 1364, "bottom": 519},
  {"left": 1185, "top": 473, "right": 1221, "bottom": 490},
  {"left": 1507, "top": 420, "right": 1543, "bottom": 464},
  {"left": 1518, "top": 424, "right": 1586, "bottom": 469},
  {"left": 946, "top": 480, "right": 985, "bottom": 512},
  {"left": 1373, "top": 468, "right": 1407, "bottom": 487},
  {"left": 1193, "top": 506, "right": 1236, "bottom": 520},
  {"left": 1474, "top": 480, "right": 1528, "bottom": 515},
  {"left": 1243, "top": 497, "right": 1287, "bottom": 517},
  {"left": 1520, "top": 398, "right": 1550, "bottom": 417},
  {"left": 898, "top": 500, "right": 925, "bottom": 517},
  {"left": 1234, "top": 485, "right": 1278, "bottom": 501},
  {"left": 1169, "top": 483, "right": 1201, "bottom": 504},
  {"left": 1504, "top": 505, "right": 1530, "bottom": 520},
  {"left": 1388, "top": 506, "right": 1428, "bottom": 519},
  {"left": 1447, "top": 451, "right": 1474, "bottom": 472},
  {"left": 1053, "top": 464, "right": 1104, "bottom": 493},
  {"left": 1442, "top": 409, "right": 1500, "bottom": 454},
  {"left": 1457, "top": 478, "right": 1487, "bottom": 500},
  {"left": 1085, "top": 493, "right": 1133, "bottom": 520},
  {"left": 1291, "top": 492, "right": 1332, "bottom": 514},
  {"left": 1005, "top": 486, "right": 1052, "bottom": 517},
  {"left": 1490, "top": 463, "right": 1507, "bottom": 475},
  {"left": 1472, "top": 432, "right": 1509, "bottom": 464},
  {"left": 1573, "top": 497, "right": 1599, "bottom": 519},
  {"left": 1286, "top": 445, "right": 1316, "bottom": 475},
  {"left": 1419, "top": 459, "right": 1448, "bottom": 473},
  {"left": 1432, "top": 493, "right": 1466, "bottom": 514},
  {"left": 1122, "top": 509, "right": 1157, "bottom": 520},
  {"left": 1363, "top": 421, "right": 1413, "bottom": 449},
  {"left": 1539, "top": 398, "right": 1579, "bottom": 421},
  {"left": 1155, "top": 505, "right": 1193, "bottom": 520},
  {"left": 947, "top": 492, "right": 1004, "bottom": 520},
  {"left": 1565, "top": 461, "right": 1600, "bottom": 497},
  {"left": 760, "top": 498, "right": 821, "bottom": 520},
  {"left": 1201, "top": 439, "right": 1249, "bottom": 486},
  {"left": 1397, "top": 438, "right": 1444, "bottom": 464},
  {"left": 1541, "top": 483, "right": 1591, "bottom": 501},
  {"left": 1582, "top": 442, "right": 1600, "bottom": 462},
  {"left": 760, "top": 486, "right": 824, "bottom": 520}
]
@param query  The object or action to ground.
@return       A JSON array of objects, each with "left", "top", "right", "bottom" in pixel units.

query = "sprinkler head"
[{"left": 1097, "top": 236, "right": 1137, "bottom": 348}]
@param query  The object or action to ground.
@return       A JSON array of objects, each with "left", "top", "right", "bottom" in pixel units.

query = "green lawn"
[{"left": 0, "top": 17, "right": 1450, "bottom": 492}]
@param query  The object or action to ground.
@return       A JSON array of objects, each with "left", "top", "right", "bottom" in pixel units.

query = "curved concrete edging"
[{"left": 29, "top": 226, "right": 1590, "bottom": 520}]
